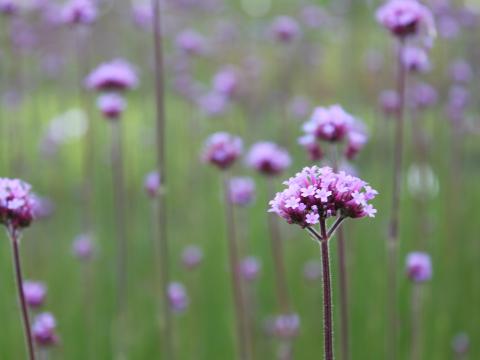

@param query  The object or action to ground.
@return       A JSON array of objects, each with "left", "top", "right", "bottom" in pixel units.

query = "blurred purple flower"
[
  {"left": 168, "top": 282, "right": 189, "bottom": 313},
  {"left": 298, "top": 134, "right": 324, "bottom": 161},
  {"left": 246, "top": 142, "right": 291, "bottom": 177},
  {"left": 411, "top": 82, "right": 438, "bottom": 109},
  {"left": 272, "top": 313, "right": 300, "bottom": 339},
  {"left": 181, "top": 245, "right": 203, "bottom": 270},
  {"left": 271, "top": 16, "right": 301, "bottom": 43},
  {"left": 202, "top": 132, "right": 243, "bottom": 170},
  {"left": 376, "top": 0, "right": 436, "bottom": 39},
  {"left": 345, "top": 129, "right": 368, "bottom": 161},
  {"left": 402, "top": 46, "right": 431, "bottom": 73},
  {"left": 0, "top": 0, "right": 20, "bottom": 15},
  {"left": 23, "top": 281, "right": 47, "bottom": 309},
  {"left": 229, "top": 177, "right": 256, "bottom": 207},
  {"left": 72, "top": 234, "right": 94, "bottom": 261},
  {"left": 406, "top": 252, "right": 432, "bottom": 283},
  {"left": 300, "top": 5, "right": 328, "bottom": 29},
  {"left": 175, "top": 29, "right": 207, "bottom": 56},
  {"left": 61, "top": 0, "right": 97, "bottom": 26},
  {"left": 449, "top": 59, "right": 473, "bottom": 84},
  {"left": 197, "top": 91, "right": 229, "bottom": 117},
  {"left": 97, "top": 93, "right": 126, "bottom": 120},
  {"left": 144, "top": 171, "right": 161, "bottom": 198},
  {"left": 302, "top": 105, "right": 354, "bottom": 142},
  {"left": 32, "top": 312, "right": 58, "bottom": 347},
  {"left": 303, "top": 260, "right": 322, "bottom": 281},
  {"left": 451, "top": 333, "right": 469, "bottom": 356},
  {"left": 212, "top": 66, "right": 240, "bottom": 99},
  {"left": 31, "top": 195, "right": 55, "bottom": 220},
  {"left": 241, "top": 256, "right": 261, "bottom": 282},
  {"left": 288, "top": 96, "right": 311, "bottom": 120},
  {"left": 132, "top": 3, "right": 152, "bottom": 30},
  {"left": 85, "top": 59, "right": 138, "bottom": 92},
  {"left": 379, "top": 89, "right": 400, "bottom": 116}
]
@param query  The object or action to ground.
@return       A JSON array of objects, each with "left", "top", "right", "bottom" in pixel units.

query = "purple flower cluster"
[
  {"left": 406, "top": 252, "right": 432, "bottom": 282},
  {"left": 376, "top": 0, "right": 435, "bottom": 38},
  {"left": 0, "top": 178, "right": 36, "bottom": 231},
  {"left": 72, "top": 233, "right": 94, "bottom": 261},
  {"left": 202, "top": 132, "right": 243, "bottom": 170},
  {"left": 32, "top": 312, "right": 58, "bottom": 347},
  {"left": 61, "top": 0, "right": 97, "bottom": 26},
  {"left": 144, "top": 171, "right": 161, "bottom": 198},
  {"left": 168, "top": 282, "right": 189, "bottom": 313},
  {"left": 175, "top": 29, "right": 207, "bottom": 56},
  {"left": 85, "top": 59, "right": 138, "bottom": 92},
  {"left": 181, "top": 245, "right": 203, "bottom": 270},
  {"left": 379, "top": 89, "right": 400, "bottom": 116},
  {"left": 0, "top": 0, "right": 19, "bottom": 16},
  {"left": 246, "top": 142, "right": 291, "bottom": 176},
  {"left": 271, "top": 313, "right": 300, "bottom": 339},
  {"left": 96, "top": 93, "right": 126, "bottom": 120},
  {"left": 402, "top": 46, "right": 431, "bottom": 73},
  {"left": 269, "top": 166, "right": 378, "bottom": 228},
  {"left": 23, "top": 281, "right": 47, "bottom": 308},
  {"left": 229, "top": 177, "right": 256, "bottom": 206},
  {"left": 298, "top": 135, "right": 323, "bottom": 161},
  {"left": 302, "top": 105, "right": 354, "bottom": 142},
  {"left": 240, "top": 256, "right": 261, "bottom": 281},
  {"left": 271, "top": 16, "right": 301, "bottom": 43}
]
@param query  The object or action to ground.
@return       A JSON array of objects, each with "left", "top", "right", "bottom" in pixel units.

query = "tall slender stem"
[
  {"left": 266, "top": 179, "right": 291, "bottom": 314},
  {"left": 330, "top": 146, "right": 350, "bottom": 360},
  {"left": 9, "top": 230, "right": 36, "bottom": 360},
  {"left": 151, "top": 0, "right": 173, "bottom": 358},
  {"left": 318, "top": 221, "right": 334, "bottom": 360},
  {"left": 387, "top": 38, "right": 407, "bottom": 360},
  {"left": 410, "top": 284, "right": 422, "bottom": 360},
  {"left": 223, "top": 175, "right": 251, "bottom": 360},
  {"left": 110, "top": 121, "right": 128, "bottom": 312}
]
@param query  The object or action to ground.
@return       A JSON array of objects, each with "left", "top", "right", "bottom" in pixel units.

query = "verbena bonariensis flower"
[
  {"left": 23, "top": 281, "right": 47, "bottom": 308},
  {"left": 197, "top": 91, "right": 229, "bottom": 117},
  {"left": 61, "top": 0, "right": 97, "bottom": 26},
  {"left": 402, "top": 46, "right": 431, "bottom": 73},
  {"left": 411, "top": 82, "right": 438, "bottom": 109},
  {"left": 272, "top": 313, "right": 300, "bottom": 339},
  {"left": 298, "top": 134, "right": 324, "bottom": 161},
  {"left": 132, "top": 3, "right": 152, "bottom": 30},
  {"left": 202, "top": 132, "right": 243, "bottom": 170},
  {"left": 144, "top": 171, "right": 161, "bottom": 198},
  {"left": 240, "top": 256, "right": 261, "bottom": 281},
  {"left": 0, "top": 178, "right": 36, "bottom": 231},
  {"left": 379, "top": 89, "right": 401, "bottom": 116},
  {"left": 0, "top": 0, "right": 20, "bottom": 15},
  {"left": 376, "top": 0, "right": 435, "bottom": 39},
  {"left": 212, "top": 66, "right": 240, "bottom": 99},
  {"left": 32, "top": 312, "right": 58, "bottom": 347},
  {"left": 97, "top": 93, "right": 126, "bottom": 120},
  {"left": 405, "top": 252, "right": 432, "bottom": 282},
  {"left": 31, "top": 195, "right": 55, "bottom": 220},
  {"left": 168, "top": 282, "right": 189, "bottom": 313},
  {"left": 85, "top": 59, "right": 138, "bottom": 92},
  {"left": 269, "top": 166, "right": 378, "bottom": 228},
  {"left": 72, "top": 233, "right": 94, "bottom": 261},
  {"left": 302, "top": 105, "right": 354, "bottom": 142},
  {"left": 229, "top": 177, "right": 256, "bottom": 206},
  {"left": 345, "top": 129, "right": 368, "bottom": 160},
  {"left": 175, "top": 29, "right": 206, "bottom": 56},
  {"left": 449, "top": 59, "right": 473, "bottom": 84},
  {"left": 271, "top": 16, "right": 301, "bottom": 43},
  {"left": 181, "top": 245, "right": 203, "bottom": 270},
  {"left": 246, "top": 142, "right": 291, "bottom": 176}
]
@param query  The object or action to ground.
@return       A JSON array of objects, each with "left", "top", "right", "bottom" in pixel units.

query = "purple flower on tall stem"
[
  {"left": 376, "top": 1, "right": 435, "bottom": 356},
  {"left": 203, "top": 132, "right": 251, "bottom": 359},
  {"left": 23, "top": 281, "right": 47, "bottom": 309},
  {"left": 212, "top": 66, "right": 241, "bottom": 99},
  {"left": 302, "top": 105, "right": 354, "bottom": 142},
  {"left": 143, "top": 170, "right": 161, "bottom": 198},
  {"left": 1, "top": 178, "right": 37, "bottom": 360},
  {"left": 269, "top": 166, "right": 377, "bottom": 360},
  {"left": 229, "top": 177, "right": 256, "bottom": 207},
  {"left": 175, "top": 29, "right": 207, "bottom": 56},
  {"left": 379, "top": 89, "right": 401, "bottom": 117},
  {"left": 270, "top": 16, "right": 301, "bottom": 43},
  {"left": 402, "top": 46, "right": 431, "bottom": 73},
  {"left": 72, "top": 233, "right": 94, "bottom": 261},
  {"left": 411, "top": 82, "right": 438, "bottom": 110},
  {"left": 406, "top": 252, "right": 432, "bottom": 282},
  {"left": 132, "top": 3, "right": 152, "bottom": 30},
  {"left": 240, "top": 256, "right": 261, "bottom": 282},
  {"left": 32, "top": 312, "right": 58, "bottom": 347}
]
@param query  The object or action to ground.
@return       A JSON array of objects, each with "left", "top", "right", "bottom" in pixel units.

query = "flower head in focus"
[
  {"left": 269, "top": 166, "right": 378, "bottom": 228},
  {"left": 0, "top": 178, "right": 36, "bottom": 231}
]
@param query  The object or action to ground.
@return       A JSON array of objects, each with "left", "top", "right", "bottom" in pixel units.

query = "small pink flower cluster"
[
  {"left": 23, "top": 281, "right": 47, "bottom": 308},
  {"left": 168, "top": 282, "right": 189, "bottom": 313},
  {"left": 406, "top": 252, "right": 432, "bottom": 283},
  {"left": 246, "top": 142, "right": 291, "bottom": 176},
  {"left": 32, "top": 312, "right": 59, "bottom": 347},
  {"left": 202, "top": 132, "right": 243, "bottom": 170},
  {"left": 269, "top": 166, "right": 377, "bottom": 228},
  {"left": 0, "top": 178, "right": 36, "bottom": 231},
  {"left": 300, "top": 105, "right": 368, "bottom": 160},
  {"left": 376, "top": 0, "right": 435, "bottom": 39}
]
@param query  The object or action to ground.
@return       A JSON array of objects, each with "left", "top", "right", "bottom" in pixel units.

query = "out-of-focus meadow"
[{"left": 0, "top": 0, "right": 479, "bottom": 359}]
